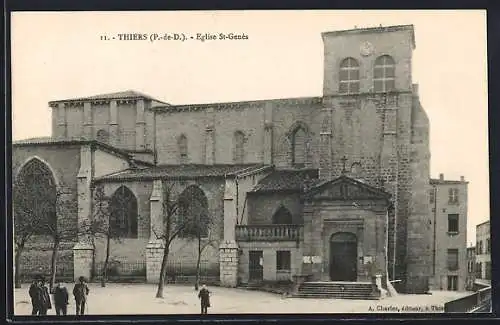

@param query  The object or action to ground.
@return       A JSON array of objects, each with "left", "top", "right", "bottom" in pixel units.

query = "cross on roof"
[{"left": 341, "top": 156, "right": 348, "bottom": 174}]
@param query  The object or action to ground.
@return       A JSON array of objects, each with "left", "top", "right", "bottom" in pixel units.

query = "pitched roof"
[
  {"left": 13, "top": 136, "right": 54, "bottom": 144},
  {"left": 94, "top": 164, "right": 271, "bottom": 182},
  {"left": 249, "top": 169, "right": 320, "bottom": 193},
  {"left": 49, "top": 90, "right": 170, "bottom": 105},
  {"left": 13, "top": 137, "right": 131, "bottom": 159},
  {"left": 304, "top": 174, "right": 391, "bottom": 200}
]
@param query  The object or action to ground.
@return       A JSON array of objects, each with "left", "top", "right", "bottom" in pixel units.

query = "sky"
[{"left": 10, "top": 10, "right": 488, "bottom": 243}]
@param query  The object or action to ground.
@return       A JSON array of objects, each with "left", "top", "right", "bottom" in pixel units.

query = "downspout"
[
  {"left": 392, "top": 94, "right": 400, "bottom": 282},
  {"left": 153, "top": 110, "right": 158, "bottom": 165},
  {"left": 432, "top": 186, "right": 437, "bottom": 276},
  {"left": 235, "top": 175, "right": 239, "bottom": 225},
  {"left": 393, "top": 171, "right": 398, "bottom": 281}
]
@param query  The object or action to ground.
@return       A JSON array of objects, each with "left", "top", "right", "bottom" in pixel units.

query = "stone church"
[{"left": 12, "top": 24, "right": 432, "bottom": 294}]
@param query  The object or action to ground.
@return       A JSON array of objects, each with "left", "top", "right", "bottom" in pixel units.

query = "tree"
[
  {"left": 12, "top": 179, "right": 45, "bottom": 288},
  {"left": 193, "top": 227, "right": 218, "bottom": 291},
  {"left": 153, "top": 183, "right": 208, "bottom": 298},
  {"left": 47, "top": 187, "right": 79, "bottom": 292},
  {"left": 79, "top": 185, "right": 122, "bottom": 287},
  {"left": 12, "top": 159, "right": 68, "bottom": 290}
]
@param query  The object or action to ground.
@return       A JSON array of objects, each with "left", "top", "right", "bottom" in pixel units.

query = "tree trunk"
[
  {"left": 91, "top": 240, "right": 96, "bottom": 281},
  {"left": 50, "top": 241, "right": 60, "bottom": 293},
  {"left": 195, "top": 237, "right": 201, "bottom": 291},
  {"left": 14, "top": 245, "right": 24, "bottom": 289},
  {"left": 101, "top": 235, "right": 111, "bottom": 287},
  {"left": 156, "top": 243, "right": 170, "bottom": 298}
]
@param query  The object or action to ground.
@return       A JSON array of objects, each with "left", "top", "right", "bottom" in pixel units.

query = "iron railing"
[
  {"left": 94, "top": 260, "right": 146, "bottom": 282},
  {"left": 235, "top": 224, "right": 303, "bottom": 242},
  {"left": 444, "top": 286, "right": 492, "bottom": 313},
  {"left": 93, "top": 260, "right": 220, "bottom": 284},
  {"left": 20, "top": 265, "right": 74, "bottom": 283}
]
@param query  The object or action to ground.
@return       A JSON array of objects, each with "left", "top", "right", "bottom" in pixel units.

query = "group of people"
[
  {"left": 28, "top": 276, "right": 212, "bottom": 315},
  {"left": 28, "top": 276, "right": 90, "bottom": 316}
]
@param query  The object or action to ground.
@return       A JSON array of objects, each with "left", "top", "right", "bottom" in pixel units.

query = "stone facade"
[
  {"left": 145, "top": 241, "right": 164, "bottom": 284},
  {"left": 219, "top": 241, "right": 239, "bottom": 287},
  {"left": 466, "top": 246, "right": 476, "bottom": 291},
  {"left": 476, "top": 221, "right": 491, "bottom": 280},
  {"left": 429, "top": 174, "right": 468, "bottom": 291},
  {"left": 13, "top": 25, "right": 437, "bottom": 294},
  {"left": 73, "top": 242, "right": 93, "bottom": 281}
]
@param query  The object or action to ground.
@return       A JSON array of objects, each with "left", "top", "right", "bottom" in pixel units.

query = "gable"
[{"left": 304, "top": 175, "right": 391, "bottom": 202}]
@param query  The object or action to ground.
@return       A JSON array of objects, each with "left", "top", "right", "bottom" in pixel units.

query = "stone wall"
[
  {"left": 322, "top": 27, "right": 414, "bottom": 96},
  {"left": 238, "top": 241, "right": 302, "bottom": 283},
  {"left": 13, "top": 145, "right": 82, "bottom": 280},
  {"left": 99, "top": 181, "right": 153, "bottom": 240},
  {"left": 51, "top": 98, "right": 156, "bottom": 151},
  {"left": 219, "top": 241, "right": 239, "bottom": 287},
  {"left": 302, "top": 199, "right": 388, "bottom": 282},
  {"left": 247, "top": 193, "right": 303, "bottom": 225},
  {"left": 98, "top": 178, "right": 225, "bottom": 283}
]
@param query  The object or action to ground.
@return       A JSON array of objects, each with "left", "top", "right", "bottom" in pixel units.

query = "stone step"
[
  {"left": 293, "top": 293, "right": 379, "bottom": 300},
  {"left": 294, "top": 281, "right": 378, "bottom": 300},
  {"left": 299, "top": 288, "right": 373, "bottom": 292}
]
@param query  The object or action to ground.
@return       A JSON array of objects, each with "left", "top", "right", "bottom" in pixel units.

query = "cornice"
[{"left": 154, "top": 97, "right": 323, "bottom": 114}]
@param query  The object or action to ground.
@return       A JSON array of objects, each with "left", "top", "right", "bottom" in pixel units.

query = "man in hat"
[
  {"left": 53, "top": 280, "right": 69, "bottom": 315},
  {"left": 73, "top": 276, "right": 90, "bottom": 315},
  {"left": 28, "top": 277, "right": 42, "bottom": 315},
  {"left": 38, "top": 278, "right": 52, "bottom": 315},
  {"left": 197, "top": 284, "right": 211, "bottom": 314}
]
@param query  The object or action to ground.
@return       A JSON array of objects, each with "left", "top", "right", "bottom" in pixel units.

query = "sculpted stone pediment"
[{"left": 304, "top": 175, "right": 391, "bottom": 202}]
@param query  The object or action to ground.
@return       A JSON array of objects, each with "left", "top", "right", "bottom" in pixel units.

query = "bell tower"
[{"left": 318, "top": 25, "right": 432, "bottom": 294}]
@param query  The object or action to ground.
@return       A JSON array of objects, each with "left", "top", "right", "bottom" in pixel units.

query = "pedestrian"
[
  {"left": 53, "top": 281, "right": 69, "bottom": 315},
  {"left": 38, "top": 279, "right": 52, "bottom": 315},
  {"left": 73, "top": 276, "right": 90, "bottom": 315},
  {"left": 28, "top": 277, "right": 42, "bottom": 315},
  {"left": 197, "top": 284, "right": 211, "bottom": 314}
]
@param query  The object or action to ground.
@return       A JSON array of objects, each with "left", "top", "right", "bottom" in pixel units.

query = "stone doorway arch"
[{"left": 329, "top": 232, "right": 357, "bottom": 281}]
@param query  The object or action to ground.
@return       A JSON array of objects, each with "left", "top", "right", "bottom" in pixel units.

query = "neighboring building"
[
  {"left": 12, "top": 24, "right": 433, "bottom": 293},
  {"left": 476, "top": 221, "right": 491, "bottom": 281},
  {"left": 429, "top": 173, "right": 468, "bottom": 291},
  {"left": 466, "top": 245, "right": 476, "bottom": 291}
]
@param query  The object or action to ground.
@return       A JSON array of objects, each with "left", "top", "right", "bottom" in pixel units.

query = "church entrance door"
[{"left": 329, "top": 232, "right": 357, "bottom": 281}]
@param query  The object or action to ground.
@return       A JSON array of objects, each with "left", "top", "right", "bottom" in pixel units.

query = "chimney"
[
  {"left": 439, "top": 173, "right": 444, "bottom": 181},
  {"left": 460, "top": 176, "right": 465, "bottom": 182},
  {"left": 412, "top": 84, "right": 419, "bottom": 96}
]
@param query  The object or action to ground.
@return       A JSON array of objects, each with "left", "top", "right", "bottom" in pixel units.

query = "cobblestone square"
[{"left": 14, "top": 283, "right": 470, "bottom": 315}]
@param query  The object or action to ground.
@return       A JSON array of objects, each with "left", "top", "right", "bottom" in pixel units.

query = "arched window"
[
  {"left": 178, "top": 134, "right": 188, "bottom": 164},
  {"left": 374, "top": 55, "right": 396, "bottom": 92},
  {"left": 339, "top": 58, "right": 360, "bottom": 94},
  {"left": 14, "top": 158, "right": 57, "bottom": 235},
  {"left": 96, "top": 129, "right": 110, "bottom": 143},
  {"left": 272, "top": 206, "right": 293, "bottom": 224},
  {"left": 177, "top": 185, "right": 209, "bottom": 238},
  {"left": 291, "top": 127, "right": 307, "bottom": 167},
  {"left": 233, "top": 131, "right": 245, "bottom": 164},
  {"left": 110, "top": 186, "right": 138, "bottom": 238}
]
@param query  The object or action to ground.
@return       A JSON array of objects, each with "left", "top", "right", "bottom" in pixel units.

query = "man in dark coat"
[
  {"left": 29, "top": 278, "right": 42, "bottom": 315},
  {"left": 38, "top": 279, "right": 52, "bottom": 315},
  {"left": 197, "top": 284, "right": 211, "bottom": 314},
  {"left": 73, "top": 276, "right": 90, "bottom": 315},
  {"left": 53, "top": 281, "right": 69, "bottom": 315}
]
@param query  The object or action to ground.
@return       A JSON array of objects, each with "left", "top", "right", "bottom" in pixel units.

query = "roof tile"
[
  {"left": 49, "top": 90, "right": 170, "bottom": 105},
  {"left": 95, "top": 164, "right": 269, "bottom": 181},
  {"left": 250, "top": 169, "right": 319, "bottom": 193}
]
